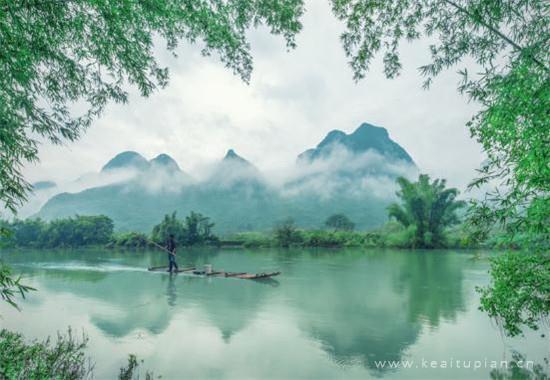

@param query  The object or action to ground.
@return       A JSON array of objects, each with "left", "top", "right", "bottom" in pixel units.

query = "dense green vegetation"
[
  {"left": 0, "top": 0, "right": 546, "bottom": 341},
  {"left": 151, "top": 211, "right": 218, "bottom": 246},
  {"left": 234, "top": 220, "right": 477, "bottom": 249},
  {"left": 1, "top": 185, "right": 497, "bottom": 251},
  {"left": 0, "top": 262, "right": 34, "bottom": 310},
  {"left": 107, "top": 232, "right": 151, "bottom": 250},
  {"left": 0, "top": 0, "right": 303, "bottom": 214},
  {"left": 387, "top": 175, "right": 465, "bottom": 248},
  {"left": 331, "top": 0, "right": 549, "bottom": 337},
  {"left": 236, "top": 176, "right": 467, "bottom": 249},
  {"left": 0, "top": 329, "right": 91, "bottom": 380},
  {"left": 324, "top": 213, "right": 355, "bottom": 231},
  {"left": 0, "top": 329, "right": 153, "bottom": 379},
  {"left": 1, "top": 212, "right": 220, "bottom": 249},
  {"left": 0, "top": 216, "right": 113, "bottom": 248}
]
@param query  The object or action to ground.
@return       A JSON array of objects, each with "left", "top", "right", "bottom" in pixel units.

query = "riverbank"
[{"left": 2, "top": 214, "right": 520, "bottom": 251}]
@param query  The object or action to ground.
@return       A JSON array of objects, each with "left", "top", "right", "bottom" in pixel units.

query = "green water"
[{"left": 0, "top": 248, "right": 547, "bottom": 379}]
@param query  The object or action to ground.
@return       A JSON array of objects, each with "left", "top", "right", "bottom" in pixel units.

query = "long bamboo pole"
[{"left": 148, "top": 239, "right": 177, "bottom": 257}]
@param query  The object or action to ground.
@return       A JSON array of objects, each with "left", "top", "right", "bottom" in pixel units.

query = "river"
[{"left": 0, "top": 248, "right": 547, "bottom": 379}]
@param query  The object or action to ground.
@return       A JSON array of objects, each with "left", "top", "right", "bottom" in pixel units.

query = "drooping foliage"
[
  {"left": 330, "top": 0, "right": 549, "bottom": 334},
  {"left": 387, "top": 174, "right": 465, "bottom": 248},
  {"left": 0, "top": 262, "right": 35, "bottom": 311},
  {"left": 1, "top": 0, "right": 547, "bottom": 337},
  {"left": 0, "top": 227, "right": 34, "bottom": 313},
  {"left": 0, "top": 0, "right": 304, "bottom": 213},
  {"left": 476, "top": 252, "right": 550, "bottom": 337}
]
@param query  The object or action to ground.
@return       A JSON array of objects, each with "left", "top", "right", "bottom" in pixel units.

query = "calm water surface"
[{"left": 0, "top": 248, "right": 547, "bottom": 379}]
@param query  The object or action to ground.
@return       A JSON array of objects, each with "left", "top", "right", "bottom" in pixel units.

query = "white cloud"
[{"left": 23, "top": 0, "right": 484, "bottom": 195}]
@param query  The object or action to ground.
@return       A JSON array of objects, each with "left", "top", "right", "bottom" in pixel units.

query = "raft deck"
[{"left": 147, "top": 266, "right": 281, "bottom": 280}]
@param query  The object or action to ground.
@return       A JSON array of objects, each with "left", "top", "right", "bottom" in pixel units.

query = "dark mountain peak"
[
  {"left": 221, "top": 149, "right": 257, "bottom": 169},
  {"left": 150, "top": 153, "right": 181, "bottom": 172},
  {"left": 101, "top": 151, "right": 150, "bottom": 172},
  {"left": 298, "top": 122, "right": 414, "bottom": 164},
  {"left": 346, "top": 123, "right": 391, "bottom": 150},
  {"left": 352, "top": 122, "right": 389, "bottom": 139},
  {"left": 223, "top": 149, "right": 246, "bottom": 162},
  {"left": 347, "top": 123, "right": 412, "bottom": 163},
  {"left": 206, "top": 149, "right": 261, "bottom": 185},
  {"left": 318, "top": 130, "right": 346, "bottom": 148}
]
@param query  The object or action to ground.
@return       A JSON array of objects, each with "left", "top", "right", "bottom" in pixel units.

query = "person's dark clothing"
[
  {"left": 167, "top": 238, "right": 176, "bottom": 253},
  {"left": 168, "top": 253, "right": 178, "bottom": 272},
  {"left": 166, "top": 237, "right": 178, "bottom": 273}
]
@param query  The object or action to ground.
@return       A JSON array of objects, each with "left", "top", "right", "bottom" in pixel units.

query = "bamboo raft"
[{"left": 147, "top": 266, "right": 281, "bottom": 280}]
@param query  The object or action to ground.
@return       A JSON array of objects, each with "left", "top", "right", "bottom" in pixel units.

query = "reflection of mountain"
[
  {"left": 22, "top": 249, "right": 278, "bottom": 339},
  {"left": 36, "top": 123, "right": 417, "bottom": 234},
  {"left": 275, "top": 249, "right": 466, "bottom": 373},
  {"left": 11, "top": 248, "right": 466, "bottom": 373}
]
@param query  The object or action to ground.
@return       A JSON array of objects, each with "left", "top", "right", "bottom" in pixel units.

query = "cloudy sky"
[{"left": 24, "top": 0, "right": 483, "bottom": 191}]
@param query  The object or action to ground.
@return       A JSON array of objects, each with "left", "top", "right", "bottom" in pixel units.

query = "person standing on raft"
[{"left": 166, "top": 234, "right": 178, "bottom": 273}]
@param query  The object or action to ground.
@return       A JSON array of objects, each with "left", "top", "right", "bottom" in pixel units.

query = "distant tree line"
[
  {"left": 1, "top": 175, "right": 483, "bottom": 251},
  {"left": 0, "top": 215, "right": 114, "bottom": 248},
  {"left": 1, "top": 211, "right": 219, "bottom": 249},
  {"left": 108, "top": 211, "right": 219, "bottom": 248},
  {"left": 238, "top": 174, "right": 470, "bottom": 249}
]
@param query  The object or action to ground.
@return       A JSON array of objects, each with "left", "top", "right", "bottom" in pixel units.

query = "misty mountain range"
[{"left": 31, "top": 123, "right": 417, "bottom": 234}]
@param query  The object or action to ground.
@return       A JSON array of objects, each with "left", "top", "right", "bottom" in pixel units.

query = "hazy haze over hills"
[{"left": 32, "top": 123, "right": 417, "bottom": 234}]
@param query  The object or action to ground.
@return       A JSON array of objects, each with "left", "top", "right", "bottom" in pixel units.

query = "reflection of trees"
[
  {"left": 183, "top": 278, "right": 275, "bottom": 342},
  {"left": 489, "top": 351, "right": 549, "bottom": 379},
  {"left": 286, "top": 253, "right": 420, "bottom": 373},
  {"left": 27, "top": 249, "right": 277, "bottom": 340},
  {"left": 282, "top": 249, "right": 466, "bottom": 374},
  {"left": 28, "top": 268, "right": 108, "bottom": 283},
  {"left": 393, "top": 251, "right": 467, "bottom": 328},
  {"left": 9, "top": 247, "right": 468, "bottom": 373},
  {"left": 90, "top": 276, "right": 278, "bottom": 339}
]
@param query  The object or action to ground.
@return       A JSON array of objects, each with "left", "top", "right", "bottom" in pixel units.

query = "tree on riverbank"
[
  {"left": 151, "top": 211, "right": 218, "bottom": 246},
  {"left": 325, "top": 214, "right": 355, "bottom": 231},
  {"left": 0, "top": 1, "right": 304, "bottom": 214},
  {"left": 2, "top": 0, "right": 547, "bottom": 338},
  {"left": 331, "top": 0, "right": 548, "bottom": 334},
  {"left": 274, "top": 218, "right": 302, "bottom": 247},
  {"left": 388, "top": 175, "right": 465, "bottom": 248}
]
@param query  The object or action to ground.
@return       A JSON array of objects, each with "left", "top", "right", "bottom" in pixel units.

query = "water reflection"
[
  {"left": 166, "top": 274, "right": 177, "bottom": 307},
  {"left": 394, "top": 251, "right": 467, "bottom": 327},
  {"left": 3, "top": 248, "right": 469, "bottom": 374},
  {"left": 269, "top": 249, "right": 468, "bottom": 373}
]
